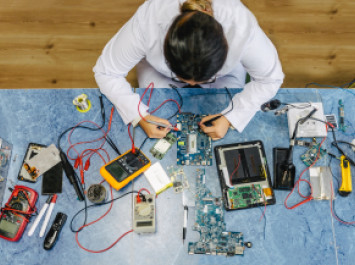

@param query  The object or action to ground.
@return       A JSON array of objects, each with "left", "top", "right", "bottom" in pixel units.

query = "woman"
[{"left": 94, "top": 0, "right": 284, "bottom": 140}]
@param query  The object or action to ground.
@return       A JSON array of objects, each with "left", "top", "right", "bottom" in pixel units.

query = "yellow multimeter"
[{"left": 100, "top": 149, "right": 151, "bottom": 191}]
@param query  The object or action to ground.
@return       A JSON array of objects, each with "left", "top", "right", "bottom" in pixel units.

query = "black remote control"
[{"left": 43, "top": 212, "right": 67, "bottom": 250}]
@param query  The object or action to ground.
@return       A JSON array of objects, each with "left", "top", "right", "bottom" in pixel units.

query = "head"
[{"left": 164, "top": 0, "right": 228, "bottom": 85}]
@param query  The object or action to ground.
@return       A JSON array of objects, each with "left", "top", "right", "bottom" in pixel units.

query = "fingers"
[
  {"left": 147, "top": 115, "right": 172, "bottom": 127},
  {"left": 139, "top": 115, "right": 171, "bottom": 138},
  {"left": 199, "top": 115, "right": 230, "bottom": 140}
]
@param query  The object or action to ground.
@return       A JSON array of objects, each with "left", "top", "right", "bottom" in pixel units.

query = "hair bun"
[{"left": 180, "top": 0, "right": 213, "bottom": 16}]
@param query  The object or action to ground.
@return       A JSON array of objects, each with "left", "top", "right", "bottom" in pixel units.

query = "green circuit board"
[{"left": 227, "top": 184, "right": 263, "bottom": 209}]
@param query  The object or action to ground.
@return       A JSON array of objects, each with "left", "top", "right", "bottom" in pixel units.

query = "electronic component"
[
  {"left": 273, "top": 147, "right": 295, "bottom": 190},
  {"left": 0, "top": 185, "right": 38, "bottom": 241},
  {"left": 300, "top": 139, "right": 327, "bottom": 167},
  {"left": 176, "top": 113, "right": 212, "bottom": 166},
  {"left": 133, "top": 194, "right": 155, "bottom": 233},
  {"left": 188, "top": 169, "right": 248, "bottom": 256},
  {"left": 325, "top": 114, "right": 338, "bottom": 131},
  {"left": 87, "top": 184, "right": 106, "bottom": 204},
  {"left": 100, "top": 148, "right": 151, "bottom": 191},
  {"left": 144, "top": 162, "right": 172, "bottom": 195},
  {"left": 287, "top": 102, "right": 327, "bottom": 138},
  {"left": 42, "top": 162, "right": 63, "bottom": 195},
  {"left": 339, "top": 155, "right": 352, "bottom": 196},
  {"left": 309, "top": 167, "right": 333, "bottom": 200},
  {"left": 167, "top": 166, "right": 189, "bottom": 193},
  {"left": 25, "top": 144, "right": 61, "bottom": 179},
  {"left": 215, "top": 141, "right": 276, "bottom": 210},
  {"left": 150, "top": 132, "right": 177, "bottom": 160},
  {"left": 44, "top": 212, "right": 67, "bottom": 250}
]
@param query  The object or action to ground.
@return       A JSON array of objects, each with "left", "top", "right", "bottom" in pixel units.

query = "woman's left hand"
[{"left": 199, "top": 114, "right": 231, "bottom": 140}]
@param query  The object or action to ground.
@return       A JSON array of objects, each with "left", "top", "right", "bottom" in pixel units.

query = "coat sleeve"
[
  {"left": 93, "top": 3, "right": 150, "bottom": 125},
  {"left": 223, "top": 26, "right": 284, "bottom": 132}
]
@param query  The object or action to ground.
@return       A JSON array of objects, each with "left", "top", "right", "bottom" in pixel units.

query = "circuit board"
[
  {"left": 188, "top": 169, "right": 246, "bottom": 256},
  {"left": 300, "top": 142, "right": 326, "bottom": 167},
  {"left": 176, "top": 113, "right": 212, "bottom": 166},
  {"left": 227, "top": 184, "right": 263, "bottom": 209},
  {"left": 150, "top": 132, "right": 177, "bottom": 160}
]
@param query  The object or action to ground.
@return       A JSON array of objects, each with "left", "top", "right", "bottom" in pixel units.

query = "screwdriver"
[{"left": 146, "top": 120, "right": 180, "bottom": 131}]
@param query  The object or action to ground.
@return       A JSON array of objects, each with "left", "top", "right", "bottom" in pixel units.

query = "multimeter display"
[
  {"left": 0, "top": 220, "right": 18, "bottom": 234},
  {"left": 105, "top": 161, "right": 129, "bottom": 182},
  {"left": 100, "top": 149, "right": 151, "bottom": 190}
]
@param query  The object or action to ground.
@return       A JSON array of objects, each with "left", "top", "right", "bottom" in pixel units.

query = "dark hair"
[{"left": 164, "top": 11, "right": 228, "bottom": 82}]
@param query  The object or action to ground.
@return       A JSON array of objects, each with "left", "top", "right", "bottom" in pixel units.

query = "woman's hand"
[
  {"left": 138, "top": 115, "right": 171, "bottom": 138},
  {"left": 199, "top": 114, "right": 231, "bottom": 140}
]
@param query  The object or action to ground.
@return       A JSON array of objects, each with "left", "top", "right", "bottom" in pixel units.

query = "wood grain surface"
[{"left": 0, "top": 0, "right": 354, "bottom": 89}]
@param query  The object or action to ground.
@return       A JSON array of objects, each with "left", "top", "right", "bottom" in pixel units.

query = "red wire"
[
  {"left": 259, "top": 194, "right": 267, "bottom": 222},
  {"left": 76, "top": 228, "right": 133, "bottom": 254},
  {"left": 74, "top": 153, "right": 133, "bottom": 253},
  {"left": 66, "top": 107, "right": 114, "bottom": 183},
  {"left": 229, "top": 155, "right": 241, "bottom": 186},
  {"left": 138, "top": 188, "right": 151, "bottom": 195},
  {"left": 284, "top": 126, "right": 328, "bottom": 210}
]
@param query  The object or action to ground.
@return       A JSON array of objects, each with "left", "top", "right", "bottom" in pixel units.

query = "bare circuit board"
[
  {"left": 176, "top": 113, "right": 212, "bottom": 166},
  {"left": 188, "top": 169, "right": 247, "bottom": 256}
]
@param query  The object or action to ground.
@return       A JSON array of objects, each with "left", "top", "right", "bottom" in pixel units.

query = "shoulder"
[
  {"left": 213, "top": 0, "right": 257, "bottom": 38},
  {"left": 212, "top": 0, "right": 260, "bottom": 74}
]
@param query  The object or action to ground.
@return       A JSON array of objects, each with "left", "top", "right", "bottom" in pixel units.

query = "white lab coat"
[{"left": 93, "top": 0, "right": 284, "bottom": 132}]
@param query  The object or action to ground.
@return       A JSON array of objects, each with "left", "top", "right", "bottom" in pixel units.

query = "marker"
[
  {"left": 183, "top": 205, "right": 188, "bottom": 244},
  {"left": 39, "top": 194, "right": 57, "bottom": 237},
  {"left": 146, "top": 120, "right": 179, "bottom": 131},
  {"left": 28, "top": 195, "right": 53, "bottom": 237}
]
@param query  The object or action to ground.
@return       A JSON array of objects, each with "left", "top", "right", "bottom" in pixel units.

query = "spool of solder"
[{"left": 73, "top": 94, "right": 91, "bottom": 113}]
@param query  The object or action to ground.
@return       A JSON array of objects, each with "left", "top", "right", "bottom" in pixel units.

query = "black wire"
[
  {"left": 336, "top": 141, "right": 355, "bottom": 150},
  {"left": 223, "top": 87, "right": 234, "bottom": 115},
  {"left": 167, "top": 85, "right": 183, "bottom": 120},
  {"left": 70, "top": 190, "right": 139, "bottom": 232}
]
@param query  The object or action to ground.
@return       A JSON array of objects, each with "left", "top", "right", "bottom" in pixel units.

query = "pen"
[
  {"left": 39, "top": 194, "right": 57, "bottom": 237},
  {"left": 28, "top": 195, "right": 53, "bottom": 237},
  {"left": 146, "top": 120, "right": 180, "bottom": 131},
  {"left": 183, "top": 205, "right": 188, "bottom": 244}
]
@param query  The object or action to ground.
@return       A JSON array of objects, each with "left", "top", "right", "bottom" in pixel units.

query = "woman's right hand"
[{"left": 138, "top": 115, "right": 171, "bottom": 138}]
